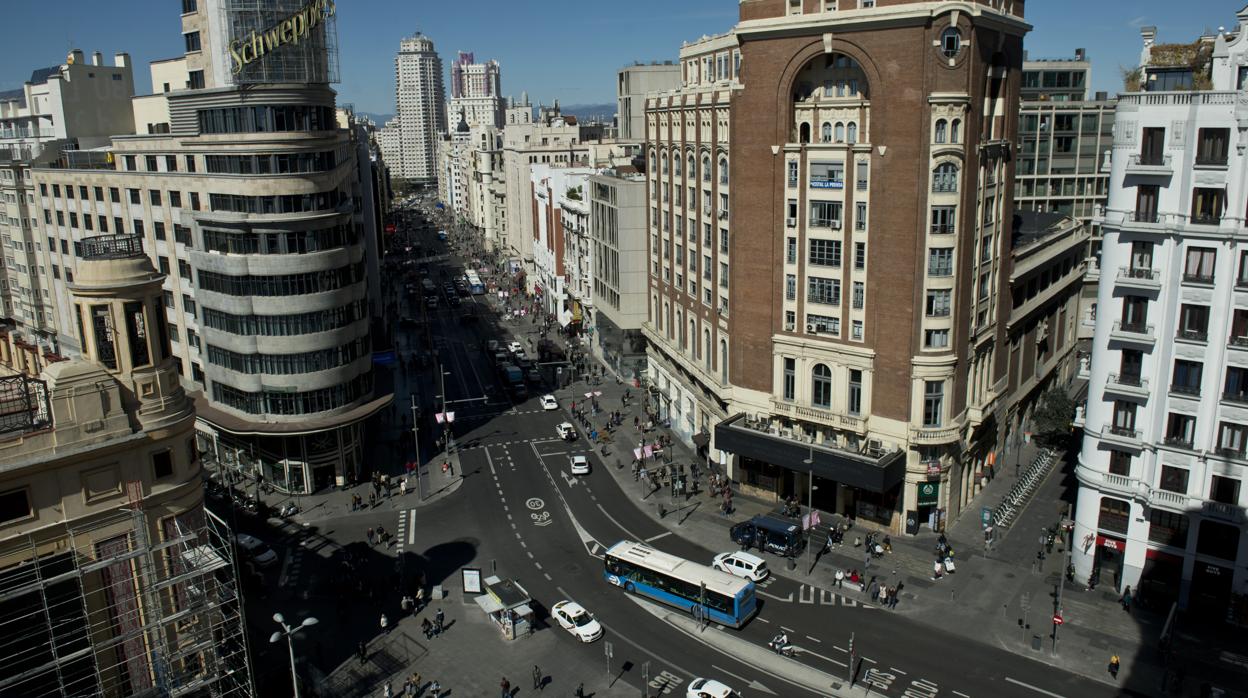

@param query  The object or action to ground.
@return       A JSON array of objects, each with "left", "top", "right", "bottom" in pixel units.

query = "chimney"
[
  {"left": 68, "top": 49, "right": 85, "bottom": 66},
  {"left": 1140, "top": 27, "right": 1157, "bottom": 68},
  {"left": 92, "top": 51, "right": 103, "bottom": 66},
  {"left": 1074, "top": 48, "right": 1086, "bottom": 61},
  {"left": 114, "top": 52, "right": 129, "bottom": 68}
]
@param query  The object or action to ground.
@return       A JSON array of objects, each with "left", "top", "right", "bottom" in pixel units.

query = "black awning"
[
  {"left": 691, "top": 431, "right": 711, "bottom": 449},
  {"left": 714, "top": 414, "right": 906, "bottom": 493}
]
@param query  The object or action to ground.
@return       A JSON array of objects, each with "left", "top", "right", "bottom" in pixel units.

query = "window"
[
  {"left": 1233, "top": 309, "right": 1248, "bottom": 346},
  {"left": 925, "top": 289, "right": 951, "bottom": 317},
  {"left": 1165, "top": 413, "right": 1196, "bottom": 448},
  {"left": 855, "top": 202, "right": 867, "bottom": 230},
  {"left": 189, "top": 192, "right": 200, "bottom": 210},
  {"left": 1209, "top": 475, "right": 1241, "bottom": 506},
  {"left": 149, "top": 189, "right": 162, "bottom": 207},
  {"left": 1183, "top": 247, "right": 1216, "bottom": 283},
  {"left": 810, "top": 161, "right": 844, "bottom": 188},
  {"left": 184, "top": 31, "right": 201, "bottom": 52},
  {"left": 810, "top": 201, "right": 841, "bottom": 227},
  {"left": 852, "top": 281, "right": 864, "bottom": 309},
  {"left": 1225, "top": 366, "right": 1248, "bottom": 403},
  {"left": 930, "top": 206, "right": 956, "bottom": 234},
  {"left": 1148, "top": 510, "right": 1188, "bottom": 547},
  {"left": 851, "top": 320, "right": 863, "bottom": 340},
  {"left": 1191, "top": 187, "right": 1225, "bottom": 225},
  {"left": 846, "top": 122, "right": 857, "bottom": 143},
  {"left": 1219, "top": 421, "right": 1248, "bottom": 457},
  {"left": 170, "top": 191, "right": 182, "bottom": 208},
  {"left": 145, "top": 155, "right": 158, "bottom": 171},
  {"left": 927, "top": 248, "right": 953, "bottom": 276},
  {"left": 1098, "top": 497, "right": 1130, "bottom": 534},
  {"left": 940, "top": 28, "right": 962, "bottom": 58},
  {"left": 924, "top": 329, "right": 949, "bottom": 348},
  {"left": 854, "top": 242, "right": 866, "bottom": 270},
  {"left": 783, "top": 358, "right": 796, "bottom": 401},
  {"left": 809, "top": 239, "right": 842, "bottom": 267},
  {"left": 1121, "top": 296, "right": 1148, "bottom": 330},
  {"left": 1171, "top": 360, "right": 1202, "bottom": 396},
  {"left": 787, "top": 160, "right": 798, "bottom": 187},
  {"left": 153, "top": 222, "right": 166, "bottom": 240},
  {"left": 786, "top": 237, "right": 797, "bottom": 264},
  {"left": 182, "top": 0, "right": 198, "bottom": 12},
  {"left": 856, "top": 161, "right": 868, "bottom": 191},
  {"left": 182, "top": 294, "right": 197, "bottom": 318},
  {"left": 812, "top": 364, "right": 832, "bottom": 408},
  {"left": 785, "top": 274, "right": 797, "bottom": 300},
  {"left": 1178, "top": 304, "right": 1209, "bottom": 342},
  {"left": 128, "top": 188, "right": 140, "bottom": 204},
  {"left": 0, "top": 489, "right": 31, "bottom": 524},
  {"left": 950, "top": 119, "right": 961, "bottom": 144},
  {"left": 807, "top": 314, "right": 838, "bottom": 335},
  {"left": 848, "top": 369, "right": 862, "bottom": 415},
  {"left": 1111, "top": 401, "right": 1137, "bottom": 436},
  {"left": 807, "top": 276, "right": 840, "bottom": 306},
  {"left": 932, "top": 163, "right": 958, "bottom": 192},
  {"left": 922, "top": 381, "right": 944, "bottom": 427},
  {"left": 1196, "top": 128, "right": 1229, "bottom": 166},
  {"left": 1108, "top": 449, "right": 1132, "bottom": 476},
  {"left": 935, "top": 119, "right": 947, "bottom": 143},
  {"left": 822, "top": 122, "right": 833, "bottom": 143},
  {"left": 153, "top": 450, "right": 174, "bottom": 479},
  {"left": 110, "top": 187, "right": 120, "bottom": 203},
  {"left": 1158, "top": 465, "right": 1189, "bottom": 494}
]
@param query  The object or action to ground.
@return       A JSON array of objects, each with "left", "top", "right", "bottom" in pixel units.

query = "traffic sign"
[{"left": 1052, "top": 614, "right": 1064, "bottom": 625}]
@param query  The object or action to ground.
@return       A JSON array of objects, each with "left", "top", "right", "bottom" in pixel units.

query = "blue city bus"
[
  {"left": 603, "top": 541, "right": 756, "bottom": 628},
  {"left": 464, "top": 270, "right": 485, "bottom": 295}
]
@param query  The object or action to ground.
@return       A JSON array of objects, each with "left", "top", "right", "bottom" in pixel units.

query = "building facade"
[
  {"left": 0, "top": 51, "right": 136, "bottom": 340},
  {"left": 589, "top": 168, "right": 650, "bottom": 378},
  {"left": 32, "top": 0, "right": 387, "bottom": 494},
  {"left": 531, "top": 164, "right": 595, "bottom": 332},
  {"left": 617, "top": 62, "right": 682, "bottom": 142},
  {"left": 648, "top": 0, "right": 1029, "bottom": 533},
  {"left": 0, "top": 234, "right": 250, "bottom": 697},
  {"left": 449, "top": 51, "right": 503, "bottom": 129},
  {"left": 1074, "top": 16, "right": 1248, "bottom": 623},
  {"left": 394, "top": 34, "right": 446, "bottom": 183}
]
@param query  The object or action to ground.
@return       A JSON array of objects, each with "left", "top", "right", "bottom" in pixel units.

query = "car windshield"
[{"left": 571, "top": 611, "right": 594, "bottom": 627}]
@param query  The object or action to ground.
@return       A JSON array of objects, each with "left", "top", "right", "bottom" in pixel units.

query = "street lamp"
[
  {"left": 803, "top": 444, "right": 816, "bottom": 573},
  {"left": 270, "top": 612, "right": 318, "bottom": 698}
]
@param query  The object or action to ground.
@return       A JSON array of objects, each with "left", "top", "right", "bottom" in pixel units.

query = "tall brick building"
[{"left": 646, "top": 0, "right": 1030, "bottom": 532}]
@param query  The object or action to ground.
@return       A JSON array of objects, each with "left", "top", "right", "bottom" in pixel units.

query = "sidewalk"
[
  {"left": 318, "top": 591, "right": 636, "bottom": 698},
  {"left": 517, "top": 325, "right": 1177, "bottom": 692}
]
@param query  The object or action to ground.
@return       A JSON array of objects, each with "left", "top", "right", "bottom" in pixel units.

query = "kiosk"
[{"left": 472, "top": 576, "right": 534, "bottom": 640}]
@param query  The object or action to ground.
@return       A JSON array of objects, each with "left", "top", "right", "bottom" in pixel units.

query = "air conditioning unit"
[
  {"left": 785, "top": 322, "right": 795, "bottom": 331},
  {"left": 830, "top": 220, "right": 842, "bottom": 230},
  {"left": 806, "top": 324, "right": 816, "bottom": 333},
  {"left": 703, "top": 205, "right": 711, "bottom": 215},
  {"left": 786, "top": 217, "right": 797, "bottom": 228},
  {"left": 718, "top": 210, "right": 728, "bottom": 220}
]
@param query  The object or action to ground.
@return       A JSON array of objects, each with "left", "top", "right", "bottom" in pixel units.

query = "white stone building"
[
  {"left": 1074, "top": 17, "right": 1248, "bottom": 622},
  {"left": 589, "top": 169, "right": 650, "bottom": 378},
  {"left": 448, "top": 51, "right": 502, "bottom": 129},
  {"left": 530, "top": 164, "right": 595, "bottom": 329},
  {"left": 617, "top": 62, "right": 681, "bottom": 141},
  {"left": 393, "top": 34, "right": 445, "bottom": 183}
]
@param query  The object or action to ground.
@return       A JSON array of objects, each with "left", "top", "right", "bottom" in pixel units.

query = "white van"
[{"left": 711, "top": 551, "right": 770, "bottom": 582}]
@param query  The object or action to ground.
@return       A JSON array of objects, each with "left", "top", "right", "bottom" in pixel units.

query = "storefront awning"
[
  {"left": 714, "top": 413, "right": 906, "bottom": 493},
  {"left": 691, "top": 431, "right": 711, "bottom": 449}
]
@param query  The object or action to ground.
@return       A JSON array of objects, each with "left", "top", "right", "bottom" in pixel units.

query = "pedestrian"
[
  {"left": 367, "top": 527, "right": 375, "bottom": 546},
  {"left": 891, "top": 583, "right": 903, "bottom": 609},
  {"left": 429, "top": 680, "right": 441, "bottom": 698},
  {"left": 1038, "top": 533, "right": 1047, "bottom": 560},
  {"left": 380, "top": 613, "right": 389, "bottom": 634},
  {"left": 369, "top": 492, "right": 376, "bottom": 508},
  {"left": 835, "top": 569, "right": 845, "bottom": 588},
  {"left": 869, "top": 578, "right": 880, "bottom": 602},
  {"left": 401, "top": 595, "right": 412, "bottom": 614},
  {"left": 421, "top": 617, "right": 433, "bottom": 639},
  {"left": 933, "top": 559, "right": 943, "bottom": 580},
  {"left": 500, "top": 677, "right": 510, "bottom": 697},
  {"left": 400, "top": 478, "right": 407, "bottom": 496},
  {"left": 1109, "top": 654, "right": 1120, "bottom": 680},
  {"left": 532, "top": 665, "right": 542, "bottom": 690},
  {"left": 383, "top": 681, "right": 392, "bottom": 698},
  {"left": 411, "top": 673, "right": 421, "bottom": 694},
  {"left": 1120, "top": 586, "right": 1132, "bottom": 613},
  {"left": 434, "top": 607, "right": 445, "bottom": 635},
  {"left": 864, "top": 551, "right": 872, "bottom": 570},
  {"left": 358, "top": 640, "right": 367, "bottom": 665}
]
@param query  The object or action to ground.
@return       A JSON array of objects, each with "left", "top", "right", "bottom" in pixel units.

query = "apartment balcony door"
[
  {"left": 1121, "top": 297, "right": 1148, "bottom": 329},
  {"left": 1141, "top": 127, "right": 1165, "bottom": 165},
  {"left": 1135, "top": 185, "right": 1159, "bottom": 222},
  {"left": 1130, "top": 241, "right": 1154, "bottom": 270}
]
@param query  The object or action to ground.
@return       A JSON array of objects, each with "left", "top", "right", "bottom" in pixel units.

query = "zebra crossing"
[
  {"left": 395, "top": 508, "right": 417, "bottom": 552},
  {"left": 758, "top": 578, "right": 877, "bottom": 609}
]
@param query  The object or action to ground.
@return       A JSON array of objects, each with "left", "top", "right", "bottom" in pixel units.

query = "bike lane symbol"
[{"left": 527, "top": 497, "right": 552, "bottom": 527}]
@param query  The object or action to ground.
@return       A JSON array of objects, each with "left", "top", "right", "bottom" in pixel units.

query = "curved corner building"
[{"left": 33, "top": 0, "right": 388, "bottom": 493}]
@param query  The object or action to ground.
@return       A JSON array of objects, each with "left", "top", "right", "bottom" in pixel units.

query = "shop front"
[
  {"left": 1139, "top": 548, "right": 1183, "bottom": 608},
  {"left": 1093, "top": 534, "right": 1127, "bottom": 592}
]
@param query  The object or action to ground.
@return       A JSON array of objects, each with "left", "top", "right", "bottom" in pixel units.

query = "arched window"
[
  {"left": 941, "top": 28, "right": 962, "bottom": 59},
  {"left": 704, "top": 329, "right": 712, "bottom": 369},
  {"left": 719, "top": 339, "right": 728, "bottom": 384},
  {"left": 834, "top": 122, "right": 845, "bottom": 142},
  {"left": 933, "top": 163, "right": 959, "bottom": 193},
  {"left": 799, "top": 123, "right": 811, "bottom": 144},
  {"left": 951, "top": 119, "right": 961, "bottom": 144},
  {"left": 648, "top": 151, "right": 656, "bottom": 172},
  {"left": 702, "top": 155, "right": 711, "bottom": 181},
  {"left": 935, "top": 119, "right": 948, "bottom": 144},
  {"left": 688, "top": 155, "right": 696, "bottom": 178},
  {"left": 689, "top": 319, "right": 697, "bottom": 357},
  {"left": 652, "top": 295, "right": 659, "bottom": 330},
  {"left": 846, "top": 122, "right": 858, "bottom": 144},
  {"left": 661, "top": 153, "right": 669, "bottom": 174},
  {"left": 718, "top": 157, "right": 729, "bottom": 185},
  {"left": 821, "top": 122, "right": 833, "bottom": 143},
  {"left": 664, "top": 302, "right": 671, "bottom": 338},
  {"left": 674, "top": 154, "right": 683, "bottom": 176},
  {"left": 812, "top": 364, "right": 832, "bottom": 408}
]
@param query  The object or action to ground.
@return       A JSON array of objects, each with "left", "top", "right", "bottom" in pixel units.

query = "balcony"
[
  {"left": 1230, "top": 336, "right": 1248, "bottom": 351},
  {"left": 1125, "top": 153, "right": 1173, "bottom": 176},
  {"left": 1150, "top": 487, "right": 1191, "bottom": 509},
  {"left": 1163, "top": 436, "right": 1194, "bottom": 450},
  {"left": 1182, "top": 273, "right": 1215, "bottom": 286},
  {"left": 1170, "top": 384, "right": 1201, "bottom": 399},
  {"left": 909, "top": 424, "right": 961, "bottom": 445},
  {"left": 1176, "top": 328, "right": 1208, "bottom": 344},
  {"left": 1110, "top": 321, "right": 1155, "bottom": 347},
  {"left": 770, "top": 399, "right": 866, "bottom": 434},
  {"left": 1101, "top": 424, "right": 1143, "bottom": 450},
  {"left": 1189, "top": 213, "right": 1222, "bottom": 227},
  {"left": 1222, "top": 391, "right": 1248, "bottom": 405},
  {"left": 1115, "top": 209, "right": 1169, "bottom": 235},
  {"left": 930, "top": 224, "right": 955, "bottom": 235},
  {"left": 714, "top": 413, "right": 905, "bottom": 493},
  {"left": 1105, "top": 373, "right": 1150, "bottom": 398},
  {"left": 1202, "top": 500, "right": 1245, "bottom": 523},
  {"left": 1116, "top": 266, "right": 1161, "bottom": 291}
]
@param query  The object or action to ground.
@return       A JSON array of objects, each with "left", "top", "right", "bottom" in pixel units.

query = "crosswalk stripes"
[
  {"left": 794, "top": 583, "right": 875, "bottom": 608},
  {"left": 396, "top": 509, "right": 416, "bottom": 552}
]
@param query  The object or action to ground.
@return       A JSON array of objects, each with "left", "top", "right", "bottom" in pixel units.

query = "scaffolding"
[{"left": 0, "top": 503, "right": 255, "bottom": 698}]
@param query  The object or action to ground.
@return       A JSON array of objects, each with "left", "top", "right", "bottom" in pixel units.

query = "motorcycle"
[
  {"left": 278, "top": 502, "right": 299, "bottom": 518},
  {"left": 768, "top": 635, "right": 796, "bottom": 657}
]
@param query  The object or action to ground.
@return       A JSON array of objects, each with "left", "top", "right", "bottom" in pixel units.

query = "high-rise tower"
[{"left": 394, "top": 34, "right": 446, "bottom": 183}]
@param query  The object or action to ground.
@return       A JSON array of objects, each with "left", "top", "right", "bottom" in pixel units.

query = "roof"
[
  {"left": 0, "top": 89, "right": 23, "bottom": 106},
  {"left": 1012, "top": 210, "right": 1077, "bottom": 248},
  {"left": 28, "top": 66, "right": 59, "bottom": 86}
]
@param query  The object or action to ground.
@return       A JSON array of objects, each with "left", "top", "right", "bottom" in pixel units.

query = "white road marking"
[
  {"left": 805, "top": 635, "right": 821, "bottom": 643},
  {"left": 1004, "top": 678, "right": 1065, "bottom": 698},
  {"left": 757, "top": 589, "right": 794, "bottom": 603},
  {"left": 953, "top": 691, "right": 971, "bottom": 698},
  {"left": 780, "top": 625, "right": 795, "bottom": 632},
  {"left": 644, "top": 531, "right": 672, "bottom": 542},
  {"left": 890, "top": 667, "right": 907, "bottom": 675},
  {"left": 795, "top": 646, "right": 846, "bottom": 668},
  {"left": 833, "top": 645, "right": 847, "bottom": 653},
  {"left": 595, "top": 502, "right": 645, "bottom": 543},
  {"left": 710, "top": 664, "right": 760, "bottom": 691},
  {"left": 408, "top": 510, "right": 417, "bottom": 545}
]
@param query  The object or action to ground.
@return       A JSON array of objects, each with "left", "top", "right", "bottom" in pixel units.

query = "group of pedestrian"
[{"left": 420, "top": 607, "right": 446, "bottom": 640}]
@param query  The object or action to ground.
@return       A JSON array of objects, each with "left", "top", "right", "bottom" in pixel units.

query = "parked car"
[
  {"left": 552, "top": 600, "right": 603, "bottom": 643},
  {"left": 570, "top": 455, "right": 590, "bottom": 475},
  {"left": 711, "top": 551, "right": 770, "bottom": 582},
  {"left": 540, "top": 394, "right": 558, "bottom": 410},
  {"left": 235, "top": 534, "right": 278, "bottom": 568}
]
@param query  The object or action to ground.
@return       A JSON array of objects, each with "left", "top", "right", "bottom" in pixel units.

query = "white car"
[
  {"left": 507, "top": 341, "right": 523, "bottom": 354},
  {"left": 686, "top": 678, "right": 740, "bottom": 698},
  {"left": 556, "top": 422, "right": 576, "bottom": 440},
  {"left": 235, "top": 534, "right": 278, "bottom": 568},
  {"left": 711, "top": 551, "right": 770, "bottom": 582},
  {"left": 552, "top": 600, "right": 603, "bottom": 643},
  {"left": 570, "top": 455, "right": 590, "bottom": 475},
  {"left": 540, "top": 394, "right": 558, "bottom": 411}
]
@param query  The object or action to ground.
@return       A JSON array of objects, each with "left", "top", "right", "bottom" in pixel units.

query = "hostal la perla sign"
[{"left": 228, "top": 0, "right": 336, "bottom": 75}]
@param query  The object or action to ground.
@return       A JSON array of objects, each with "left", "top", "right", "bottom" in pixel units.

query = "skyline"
[{"left": 0, "top": 0, "right": 1239, "bottom": 115}]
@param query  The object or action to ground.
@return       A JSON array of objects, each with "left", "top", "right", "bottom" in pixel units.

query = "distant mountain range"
[{"left": 354, "top": 103, "right": 617, "bottom": 127}]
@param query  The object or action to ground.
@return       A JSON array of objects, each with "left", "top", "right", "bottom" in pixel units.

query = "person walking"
[
  {"left": 574, "top": 683, "right": 585, "bottom": 698},
  {"left": 500, "top": 677, "right": 511, "bottom": 697},
  {"left": 532, "top": 665, "right": 542, "bottom": 691},
  {"left": 1109, "top": 654, "right": 1120, "bottom": 680},
  {"left": 434, "top": 607, "right": 445, "bottom": 636},
  {"left": 428, "top": 680, "right": 441, "bottom": 698},
  {"left": 367, "top": 527, "right": 375, "bottom": 546},
  {"left": 357, "top": 640, "right": 367, "bottom": 665},
  {"left": 891, "top": 583, "right": 903, "bottom": 609},
  {"left": 835, "top": 569, "right": 845, "bottom": 588},
  {"left": 379, "top": 613, "right": 389, "bottom": 634},
  {"left": 1120, "top": 586, "right": 1133, "bottom": 614}
]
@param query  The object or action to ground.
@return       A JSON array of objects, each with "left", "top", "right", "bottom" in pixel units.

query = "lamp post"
[
  {"left": 410, "top": 394, "right": 425, "bottom": 501},
  {"left": 803, "top": 444, "right": 816, "bottom": 574},
  {"left": 270, "top": 612, "right": 318, "bottom": 698}
]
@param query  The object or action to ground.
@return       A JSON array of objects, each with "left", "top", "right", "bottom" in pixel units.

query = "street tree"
[{"left": 1033, "top": 387, "right": 1076, "bottom": 446}]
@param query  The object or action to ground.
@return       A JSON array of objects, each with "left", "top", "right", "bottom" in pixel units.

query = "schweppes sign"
[{"left": 229, "top": 0, "right": 336, "bottom": 75}]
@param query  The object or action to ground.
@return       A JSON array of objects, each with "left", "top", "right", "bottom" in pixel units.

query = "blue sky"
[{"left": 0, "top": 0, "right": 1238, "bottom": 114}]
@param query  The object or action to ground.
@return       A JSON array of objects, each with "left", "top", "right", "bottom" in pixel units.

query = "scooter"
[
  {"left": 768, "top": 635, "right": 796, "bottom": 657},
  {"left": 278, "top": 502, "right": 299, "bottom": 518}
]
